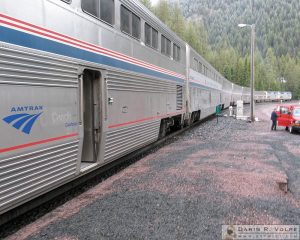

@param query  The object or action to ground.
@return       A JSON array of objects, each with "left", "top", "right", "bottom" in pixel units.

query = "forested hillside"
[
  {"left": 140, "top": 0, "right": 300, "bottom": 98},
  {"left": 182, "top": 0, "right": 300, "bottom": 57}
]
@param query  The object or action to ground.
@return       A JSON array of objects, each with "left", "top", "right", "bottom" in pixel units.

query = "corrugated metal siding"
[
  {"left": 104, "top": 120, "right": 160, "bottom": 162},
  {"left": 0, "top": 140, "right": 79, "bottom": 214},
  {"left": 176, "top": 85, "right": 183, "bottom": 110},
  {"left": 106, "top": 71, "right": 176, "bottom": 93},
  {"left": 0, "top": 46, "right": 78, "bottom": 87}
]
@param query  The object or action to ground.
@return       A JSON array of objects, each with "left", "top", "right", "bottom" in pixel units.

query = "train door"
[{"left": 81, "top": 70, "right": 101, "bottom": 163}]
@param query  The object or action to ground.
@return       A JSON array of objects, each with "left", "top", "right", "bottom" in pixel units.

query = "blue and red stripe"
[{"left": 0, "top": 14, "right": 185, "bottom": 84}]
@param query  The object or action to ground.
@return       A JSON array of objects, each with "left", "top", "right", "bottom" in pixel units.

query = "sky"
[{"left": 150, "top": 0, "right": 159, "bottom": 6}]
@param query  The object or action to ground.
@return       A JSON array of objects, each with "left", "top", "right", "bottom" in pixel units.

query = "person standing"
[{"left": 271, "top": 108, "right": 278, "bottom": 130}]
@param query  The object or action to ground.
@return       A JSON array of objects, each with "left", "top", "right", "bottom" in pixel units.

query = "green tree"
[
  {"left": 154, "top": 0, "right": 170, "bottom": 25},
  {"left": 265, "top": 48, "right": 278, "bottom": 90},
  {"left": 139, "top": 0, "right": 152, "bottom": 10}
]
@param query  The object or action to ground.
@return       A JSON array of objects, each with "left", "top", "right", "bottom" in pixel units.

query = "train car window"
[
  {"left": 100, "top": 0, "right": 114, "bottom": 25},
  {"left": 193, "top": 58, "right": 198, "bottom": 71},
  {"left": 145, "top": 23, "right": 151, "bottom": 46},
  {"left": 161, "top": 35, "right": 166, "bottom": 55},
  {"left": 166, "top": 38, "right": 171, "bottom": 56},
  {"left": 121, "top": 5, "right": 131, "bottom": 34},
  {"left": 121, "top": 5, "right": 140, "bottom": 40},
  {"left": 132, "top": 13, "right": 141, "bottom": 39},
  {"left": 82, "top": 0, "right": 100, "bottom": 18},
  {"left": 82, "top": 0, "right": 114, "bottom": 25},
  {"left": 161, "top": 35, "right": 171, "bottom": 56},
  {"left": 198, "top": 62, "right": 202, "bottom": 73},
  {"left": 173, "top": 44, "right": 180, "bottom": 61},
  {"left": 173, "top": 44, "right": 177, "bottom": 60},
  {"left": 145, "top": 23, "right": 158, "bottom": 49},
  {"left": 204, "top": 66, "right": 207, "bottom": 76},
  {"left": 152, "top": 28, "right": 158, "bottom": 49}
]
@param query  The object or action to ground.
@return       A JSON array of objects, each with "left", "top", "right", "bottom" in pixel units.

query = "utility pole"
[
  {"left": 250, "top": 24, "right": 255, "bottom": 122},
  {"left": 238, "top": 23, "right": 255, "bottom": 122}
]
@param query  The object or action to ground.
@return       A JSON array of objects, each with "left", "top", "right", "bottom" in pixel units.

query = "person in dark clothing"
[{"left": 271, "top": 108, "right": 278, "bottom": 130}]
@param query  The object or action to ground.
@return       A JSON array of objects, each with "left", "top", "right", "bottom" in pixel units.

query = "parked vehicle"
[{"left": 276, "top": 105, "right": 300, "bottom": 133}]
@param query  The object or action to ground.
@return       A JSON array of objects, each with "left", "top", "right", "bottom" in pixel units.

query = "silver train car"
[
  {"left": 0, "top": 0, "right": 292, "bottom": 218},
  {"left": 265, "top": 91, "right": 292, "bottom": 101}
]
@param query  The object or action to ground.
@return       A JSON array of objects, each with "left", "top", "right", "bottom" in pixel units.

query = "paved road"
[{"left": 6, "top": 102, "right": 300, "bottom": 240}]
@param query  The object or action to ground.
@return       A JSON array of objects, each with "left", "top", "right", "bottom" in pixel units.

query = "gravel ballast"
[{"left": 6, "top": 102, "right": 300, "bottom": 240}]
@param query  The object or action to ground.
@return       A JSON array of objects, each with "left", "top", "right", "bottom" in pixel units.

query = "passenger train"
[{"left": 0, "top": 0, "right": 292, "bottom": 220}]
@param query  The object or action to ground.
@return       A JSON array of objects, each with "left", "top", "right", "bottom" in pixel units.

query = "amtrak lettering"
[
  {"left": 2, "top": 105, "right": 44, "bottom": 134},
  {"left": 11, "top": 106, "right": 43, "bottom": 112}
]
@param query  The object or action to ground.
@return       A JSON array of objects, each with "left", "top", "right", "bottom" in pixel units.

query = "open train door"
[{"left": 79, "top": 69, "right": 102, "bottom": 164}]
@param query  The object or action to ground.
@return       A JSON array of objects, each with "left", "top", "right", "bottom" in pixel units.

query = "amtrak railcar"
[
  {"left": 0, "top": 0, "right": 293, "bottom": 220},
  {"left": 0, "top": 0, "right": 188, "bottom": 217},
  {"left": 187, "top": 45, "right": 224, "bottom": 121}
]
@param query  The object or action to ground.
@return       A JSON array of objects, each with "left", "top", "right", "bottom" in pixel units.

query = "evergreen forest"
[{"left": 140, "top": 0, "right": 300, "bottom": 98}]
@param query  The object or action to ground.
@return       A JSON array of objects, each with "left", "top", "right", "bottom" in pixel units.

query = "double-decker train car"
[
  {"left": 231, "top": 84, "right": 243, "bottom": 105},
  {"left": 254, "top": 91, "right": 267, "bottom": 102},
  {"left": 280, "top": 92, "right": 292, "bottom": 101},
  {"left": 242, "top": 87, "right": 251, "bottom": 104},
  {"left": 266, "top": 91, "right": 277, "bottom": 101},
  {"left": 187, "top": 45, "right": 223, "bottom": 121},
  {"left": 266, "top": 91, "right": 292, "bottom": 101},
  {"left": 286, "top": 92, "right": 292, "bottom": 101},
  {"left": 0, "top": 0, "right": 188, "bottom": 218},
  {"left": 0, "top": 0, "right": 293, "bottom": 221},
  {"left": 221, "top": 78, "right": 233, "bottom": 109}
]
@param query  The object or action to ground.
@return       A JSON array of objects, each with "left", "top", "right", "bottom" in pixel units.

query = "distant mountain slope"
[{"left": 180, "top": 0, "right": 300, "bottom": 57}]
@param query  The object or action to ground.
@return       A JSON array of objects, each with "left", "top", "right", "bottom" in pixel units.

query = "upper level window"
[
  {"left": 145, "top": 23, "right": 158, "bottom": 49},
  {"left": 152, "top": 28, "right": 158, "bottom": 49},
  {"left": 100, "top": 0, "right": 114, "bottom": 24},
  {"left": 173, "top": 44, "right": 180, "bottom": 61},
  {"left": 161, "top": 35, "right": 171, "bottom": 57},
  {"left": 121, "top": 5, "right": 141, "bottom": 40},
  {"left": 166, "top": 38, "right": 171, "bottom": 56},
  {"left": 203, "top": 66, "right": 207, "bottom": 76},
  {"left": 145, "top": 23, "right": 151, "bottom": 46},
  {"left": 82, "top": 0, "right": 114, "bottom": 25},
  {"left": 193, "top": 58, "right": 198, "bottom": 71},
  {"left": 198, "top": 62, "right": 203, "bottom": 73}
]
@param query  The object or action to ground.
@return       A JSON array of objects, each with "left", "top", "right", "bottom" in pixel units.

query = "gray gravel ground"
[{"left": 6, "top": 102, "right": 300, "bottom": 240}]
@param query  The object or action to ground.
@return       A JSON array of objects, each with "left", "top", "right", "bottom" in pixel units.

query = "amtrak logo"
[{"left": 3, "top": 106, "right": 43, "bottom": 134}]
